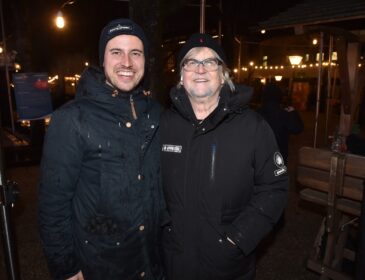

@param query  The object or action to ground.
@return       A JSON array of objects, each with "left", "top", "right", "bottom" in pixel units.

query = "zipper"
[
  {"left": 210, "top": 143, "right": 217, "bottom": 182},
  {"left": 130, "top": 94, "right": 138, "bottom": 120}
]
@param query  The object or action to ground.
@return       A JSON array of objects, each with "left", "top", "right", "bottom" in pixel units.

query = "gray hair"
[{"left": 177, "top": 47, "right": 235, "bottom": 92}]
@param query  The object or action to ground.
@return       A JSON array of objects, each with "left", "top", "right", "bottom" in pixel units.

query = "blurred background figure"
[
  {"left": 258, "top": 83, "right": 304, "bottom": 164},
  {"left": 346, "top": 123, "right": 365, "bottom": 156},
  {"left": 345, "top": 97, "right": 365, "bottom": 156}
]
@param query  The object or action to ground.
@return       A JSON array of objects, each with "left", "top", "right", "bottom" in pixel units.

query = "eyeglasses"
[{"left": 182, "top": 58, "right": 222, "bottom": 72}]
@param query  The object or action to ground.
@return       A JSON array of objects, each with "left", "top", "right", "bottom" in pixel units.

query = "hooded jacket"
[
  {"left": 38, "top": 66, "right": 164, "bottom": 280},
  {"left": 160, "top": 84, "right": 288, "bottom": 280}
]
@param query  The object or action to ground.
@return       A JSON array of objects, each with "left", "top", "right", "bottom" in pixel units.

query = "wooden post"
[
  {"left": 314, "top": 32, "right": 324, "bottom": 148},
  {"left": 200, "top": 0, "right": 205, "bottom": 33},
  {"left": 325, "top": 35, "right": 334, "bottom": 144},
  {"left": 356, "top": 181, "right": 365, "bottom": 280},
  {"left": 337, "top": 39, "right": 361, "bottom": 136}
]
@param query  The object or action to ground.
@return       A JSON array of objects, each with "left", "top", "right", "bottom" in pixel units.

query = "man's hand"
[{"left": 67, "top": 271, "right": 84, "bottom": 280}]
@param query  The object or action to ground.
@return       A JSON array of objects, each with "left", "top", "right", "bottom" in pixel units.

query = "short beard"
[
  {"left": 105, "top": 75, "right": 114, "bottom": 88},
  {"left": 188, "top": 89, "right": 214, "bottom": 99}
]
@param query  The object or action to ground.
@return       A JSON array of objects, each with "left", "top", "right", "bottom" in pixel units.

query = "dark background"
[{"left": 2, "top": 0, "right": 304, "bottom": 73}]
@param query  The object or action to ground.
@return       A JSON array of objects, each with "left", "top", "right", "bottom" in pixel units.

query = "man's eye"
[
  {"left": 131, "top": 51, "right": 142, "bottom": 57},
  {"left": 188, "top": 61, "right": 198, "bottom": 66},
  {"left": 111, "top": 51, "right": 120, "bottom": 55},
  {"left": 205, "top": 59, "right": 216, "bottom": 66},
  {"left": 204, "top": 60, "right": 213, "bottom": 66}
]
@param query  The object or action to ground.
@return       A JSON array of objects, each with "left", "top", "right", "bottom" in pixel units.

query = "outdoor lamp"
[
  {"left": 54, "top": 0, "right": 76, "bottom": 29},
  {"left": 288, "top": 55, "right": 303, "bottom": 66},
  {"left": 55, "top": 11, "right": 65, "bottom": 29},
  {"left": 288, "top": 55, "right": 303, "bottom": 98},
  {"left": 274, "top": 75, "right": 283, "bottom": 81}
]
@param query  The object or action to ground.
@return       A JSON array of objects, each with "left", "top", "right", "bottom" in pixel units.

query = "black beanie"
[
  {"left": 177, "top": 33, "right": 227, "bottom": 68},
  {"left": 99, "top": 18, "right": 149, "bottom": 66}
]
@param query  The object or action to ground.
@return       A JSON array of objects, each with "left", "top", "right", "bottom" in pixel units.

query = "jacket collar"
[{"left": 75, "top": 66, "right": 151, "bottom": 118}]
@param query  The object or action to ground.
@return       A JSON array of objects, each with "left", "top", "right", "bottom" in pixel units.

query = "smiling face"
[
  {"left": 103, "top": 34, "right": 145, "bottom": 92},
  {"left": 181, "top": 47, "right": 224, "bottom": 101}
]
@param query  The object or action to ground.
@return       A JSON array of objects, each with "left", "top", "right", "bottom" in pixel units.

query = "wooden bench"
[{"left": 297, "top": 146, "right": 365, "bottom": 280}]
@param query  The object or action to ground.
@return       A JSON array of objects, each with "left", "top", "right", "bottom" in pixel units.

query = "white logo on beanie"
[{"left": 109, "top": 24, "right": 132, "bottom": 34}]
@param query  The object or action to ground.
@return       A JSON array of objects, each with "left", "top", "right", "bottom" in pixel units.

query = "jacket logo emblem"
[
  {"left": 273, "top": 152, "right": 286, "bottom": 176},
  {"left": 162, "top": 144, "right": 182, "bottom": 153}
]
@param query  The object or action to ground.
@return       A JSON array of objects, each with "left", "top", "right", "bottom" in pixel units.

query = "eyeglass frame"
[{"left": 182, "top": 58, "right": 222, "bottom": 72}]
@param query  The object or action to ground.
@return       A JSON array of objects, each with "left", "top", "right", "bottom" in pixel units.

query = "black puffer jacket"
[
  {"left": 38, "top": 66, "right": 165, "bottom": 280},
  {"left": 160, "top": 85, "right": 288, "bottom": 280}
]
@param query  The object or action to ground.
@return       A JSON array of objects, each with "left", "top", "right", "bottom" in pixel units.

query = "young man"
[
  {"left": 160, "top": 33, "right": 288, "bottom": 280},
  {"left": 38, "top": 18, "right": 164, "bottom": 280}
]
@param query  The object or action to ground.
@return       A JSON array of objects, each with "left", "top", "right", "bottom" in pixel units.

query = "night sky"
[{"left": 2, "top": 0, "right": 303, "bottom": 73}]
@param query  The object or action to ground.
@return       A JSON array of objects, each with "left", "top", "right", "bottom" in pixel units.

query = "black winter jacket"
[
  {"left": 38, "top": 66, "right": 165, "bottom": 280},
  {"left": 160, "top": 85, "right": 288, "bottom": 280}
]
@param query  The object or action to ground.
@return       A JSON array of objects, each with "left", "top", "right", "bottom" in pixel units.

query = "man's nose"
[
  {"left": 196, "top": 63, "right": 206, "bottom": 73},
  {"left": 120, "top": 54, "right": 132, "bottom": 67}
]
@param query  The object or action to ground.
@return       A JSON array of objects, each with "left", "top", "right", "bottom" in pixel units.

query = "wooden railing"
[{"left": 297, "top": 146, "right": 365, "bottom": 280}]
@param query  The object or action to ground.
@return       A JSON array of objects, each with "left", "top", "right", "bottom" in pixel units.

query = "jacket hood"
[
  {"left": 169, "top": 83, "right": 253, "bottom": 122},
  {"left": 75, "top": 66, "right": 148, "bottom": 117},
  {"left": 222, "top": 84, "right": 253, "bottom": 111}
]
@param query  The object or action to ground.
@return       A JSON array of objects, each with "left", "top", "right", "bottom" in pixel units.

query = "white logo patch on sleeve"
[
  {"left": 273, "top": 152, "right": 287, "bottom": 176},
  {"left": 162, "top": 144, "right": 182, "bottom": 153}
]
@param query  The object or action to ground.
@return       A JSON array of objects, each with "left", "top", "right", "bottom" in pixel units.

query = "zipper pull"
[{"left": 130, "top": 94, "right": 138, "bottom": 120}]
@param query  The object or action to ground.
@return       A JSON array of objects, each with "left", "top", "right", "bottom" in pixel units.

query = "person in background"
[
  {"left": 38, "top": 18, "right": 165, "bottom": 280},
  {"left": 258, "top": 83, "right": 304, "bottom": 164},
  {"left": 160, "top": 33, "right": 288, "bottom": 280},
  {"left": 346, "top": 122, "right": 365, "bottom": 156}
]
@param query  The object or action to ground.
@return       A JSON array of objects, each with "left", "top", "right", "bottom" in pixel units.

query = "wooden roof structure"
[
  {"left": 257, "top": 0, "right": 365, "bottom": 35},
  {"left": 255, "top": 0, "right": 365, "bottom": 147}
]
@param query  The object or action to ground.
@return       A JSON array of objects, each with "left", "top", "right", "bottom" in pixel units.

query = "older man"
[
  {"left": 39, "top": 19, "right": 164, "bottom": 280},
  {"left": 160, "top": 33, "right": 288, "bottom": 280}
]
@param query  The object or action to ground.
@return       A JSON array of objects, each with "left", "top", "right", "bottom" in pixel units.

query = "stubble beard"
[{"left": 188, "top": 88, "right": 214, "bottom": 100}]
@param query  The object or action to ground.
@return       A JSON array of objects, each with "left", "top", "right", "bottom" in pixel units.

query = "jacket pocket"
[
  {"left": 76, "top": 226, "right": 143, "bottom": 277},
  {"left": 199, "top": 218, "right": 252, "bottom": 280}
]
